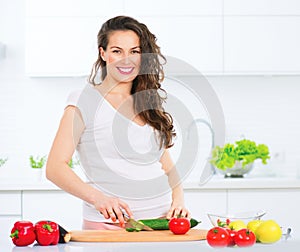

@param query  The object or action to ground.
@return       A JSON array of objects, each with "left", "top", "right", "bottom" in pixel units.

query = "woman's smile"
[{"left": 117, "top": 67, "right": 135, "bottom": 75}]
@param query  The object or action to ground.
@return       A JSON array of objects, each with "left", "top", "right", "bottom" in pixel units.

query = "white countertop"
[
  {"left": 1, "top": 175, "right": 300, "bottom": 191},
  {"left": 183, "top": 175, "right": 300, "bottom": 190}
]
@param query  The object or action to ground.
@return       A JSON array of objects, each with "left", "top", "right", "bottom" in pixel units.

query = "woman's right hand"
[{"left": 94, "top": 194, "right": 133, "bottom": 228}]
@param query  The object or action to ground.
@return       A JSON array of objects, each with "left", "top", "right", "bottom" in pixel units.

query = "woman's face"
[{"left": 100, "top": 30, "right": 141, "bottom": 84}]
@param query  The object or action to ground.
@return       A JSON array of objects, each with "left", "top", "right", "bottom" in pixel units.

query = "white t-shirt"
[{"left": 66, "top": 84, "right": 172, "bottom": 222}]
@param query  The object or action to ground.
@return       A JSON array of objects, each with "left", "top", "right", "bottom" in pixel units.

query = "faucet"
[{"left": 187, "top": 118, "right": 216, "bottom": 185}]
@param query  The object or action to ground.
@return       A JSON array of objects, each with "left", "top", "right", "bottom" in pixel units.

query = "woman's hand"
[
  {"left": 94, "top": 194, "right": 133, "bottom": 228},
  {"left": 166, "top": 203, "right": 191, "bottom": 220}
]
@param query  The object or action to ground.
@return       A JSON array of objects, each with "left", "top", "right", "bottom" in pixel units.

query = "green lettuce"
[{"left": 210, "top": 139, "right": 270, "bottom": 170}]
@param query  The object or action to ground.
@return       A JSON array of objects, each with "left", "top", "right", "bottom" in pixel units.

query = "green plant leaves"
[
  {"left": 210, "top": 139, "right": 270, "bottom": 170},
  {"left": 29, "top": 155, "right": 47, "bottom": 169}
]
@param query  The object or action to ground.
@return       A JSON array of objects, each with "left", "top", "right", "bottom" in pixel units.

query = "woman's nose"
[{"left": 123, "top": 55, "right": 130, "bottom": 64}]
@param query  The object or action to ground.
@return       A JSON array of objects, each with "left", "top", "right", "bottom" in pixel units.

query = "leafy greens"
[{"left": 210, "top": 139, "right": 270, "bottom": 170}]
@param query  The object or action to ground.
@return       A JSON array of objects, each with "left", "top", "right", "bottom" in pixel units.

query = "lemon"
[
  {"left": 247, "top": 220, "right": 264, "bottom": 234},
  {"left": 255, "top": 220, "right": 282, "bottom": 243},
  {"left": 228, "top": 220, "right": 247, "bottom": 230}
]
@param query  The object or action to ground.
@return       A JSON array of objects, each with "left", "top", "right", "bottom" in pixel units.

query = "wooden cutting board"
[{"left": 69, "top": 229, "right": 208, "bottom": 242}]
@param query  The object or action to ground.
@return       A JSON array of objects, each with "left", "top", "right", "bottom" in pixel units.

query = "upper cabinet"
[
  {"left": 25, "top": 0, "right": 125, "bottom": 17},
  {"left": 122, "top": 0, "right": 222, "bottom": 16},
  {"left": 223, "top": 0, "right": 300, "bottom": 74},
  {"left": 25, "top": 0, "right": 223, "bottom": 76},
  {"left": 25, "top": 0, "right": 300, "bottom": 76},
  {"left": 25, "top": 0, "right": 125, "bottom": 76},
  {"left": 224, "top": 0, "right": 300, "bottom": 15}
]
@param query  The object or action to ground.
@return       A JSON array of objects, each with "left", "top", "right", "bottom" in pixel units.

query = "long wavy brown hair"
[{"left": 89, "top": 16, "right": 176, "bottom": 149}]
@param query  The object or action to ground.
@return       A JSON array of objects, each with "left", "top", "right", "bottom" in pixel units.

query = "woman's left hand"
[{"left": 166, "top": 204, "right": 191, "bottom": 219}]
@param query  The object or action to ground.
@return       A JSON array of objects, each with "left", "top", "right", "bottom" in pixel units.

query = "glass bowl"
[{"left": 207, "top": 210, "right": 266, "bottom": 227}]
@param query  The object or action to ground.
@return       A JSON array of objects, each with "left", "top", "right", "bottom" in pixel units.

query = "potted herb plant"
[
  {"left": 0, "top": 157, "right": 8, "bottom": 168},
  {"left": 29, "top": 155, "right": 47, "bottom": 169},
  {"left": 210, "top": 139, "right": 270, "bottom": 178},
  {"left": 29, "top": 155, "right": 47, "bottom": 181}
]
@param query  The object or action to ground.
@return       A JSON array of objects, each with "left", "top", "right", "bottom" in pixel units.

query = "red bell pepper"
[
  {"left": 10, "top": 220, "right": 36, "bottom": 246},
  {"left": 35, "top": 220, "right": 60, "bottom": 246}
]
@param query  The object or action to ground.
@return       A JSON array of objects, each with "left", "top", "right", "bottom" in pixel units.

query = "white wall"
[{"left": 0, "top": 0, "right": 299, "bottom": 180}]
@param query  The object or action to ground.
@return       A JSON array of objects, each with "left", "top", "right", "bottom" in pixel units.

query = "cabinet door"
[
  {"left": 25, "top": 0, "right": 125, "bottom": 76},
  {"left": 0, "top": 192, "right": 21, "bottom": 215},
  {"left": 25, "top": 16, "right": 101, "bottom": 76},
  {"left": 26, "top": 0, "right": 124, "bottom": 17},
  {"left": 224, "top": 17, "right": 300, "bottom": 74},
  {"left": 224, "top": 0, "right": 300, "bottom": 15},
  {"left": 124, "top": 0, "right": 222, "bottom": 16},
  {"left": 0, "top": 192, "right": 22, "bottom": 246},
  {"left": 22, "top": 191, "right": 82, "bottom": 230},
  {"left": 184, "top": 190, "right": 227, "bottom": 229},
  {"left": 228, "top": 189, "right": 300, "bottom": 238}
]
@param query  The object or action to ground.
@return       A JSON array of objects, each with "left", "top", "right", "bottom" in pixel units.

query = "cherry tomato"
[
  {"left": 234, "top": 228, "right": 256, "bottom": 247},
  {"left": 206, "top": 227, "right": 230, "bottom": 247},
  {"left": 169, "top": 217, "right": 190, "bottom": 235},
  {"left": 226, "top": 228, "right": 237, "bottom": 247}
]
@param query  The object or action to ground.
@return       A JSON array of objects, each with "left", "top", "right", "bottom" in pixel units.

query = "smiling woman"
[
  {"left": 99, "top": 30, "right": 141, "bottom": 83},
  {"left": 46, "top": 16, "right": 191, "bottom": 231}
]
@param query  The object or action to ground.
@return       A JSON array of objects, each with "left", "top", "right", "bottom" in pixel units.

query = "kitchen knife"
[{"left": 122, "top": 212, "right": 153, "bottom": 231}]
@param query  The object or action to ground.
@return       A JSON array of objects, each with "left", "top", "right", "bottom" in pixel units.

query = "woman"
[{"left": 46, "top": 16, "right": 190, "bottom": 230}]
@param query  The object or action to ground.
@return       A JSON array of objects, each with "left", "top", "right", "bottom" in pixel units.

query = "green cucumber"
[
  {"left": 126, "top": 227, "right": 141, "bottom": 232},
  {"left": 138, "top": 218, "right": 201, "bottom": 230}
]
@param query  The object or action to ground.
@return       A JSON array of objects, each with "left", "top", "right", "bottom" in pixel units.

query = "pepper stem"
[
  {"left": 10, "top": 230, "right": 19, "bottom": 238},
  {"left": 43, "top": 224, "right": 53, "bottom": 232}
]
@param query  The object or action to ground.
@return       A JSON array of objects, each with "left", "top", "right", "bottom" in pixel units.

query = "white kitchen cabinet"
[
  {"left": 0, "top": 192, "right": 22, "bottom": 246},
  {"left": 25, "top": 0, "right": 126, "bottom": 76},
  {"left": 25, "top": 0, "right": 300, "bottom": 76},
  {"left": 26, "top": 0, "right": 124, "bottom": 17},
  {"left": 25, "top": 16, "right": 223, "bottom": 76},
  {"left": 25, "top": 0, "right": 223, "bottom": 76},
  {"left": 227, "top": 188, "right": 300, "bottom": 239},
  {"left": 0, "top": 191, "right": 22, "bottom": 215},
  {"left": 224, "top": 0, "right": 300, "bottom": 15},
  {"left": 184, "top": 190, "right": 227, "bottom": 228},
  {"left": 123, "top": 0, "right": 222, "bottom": 16},
  {"left": 224, "top": 17, "right": 300, "bottom": 74},
  {"left": 22, "top": 191, "right": 83, "bottom": 230},
  {"left": 25, "top": 16, "right": 101, "bottom": 76}
]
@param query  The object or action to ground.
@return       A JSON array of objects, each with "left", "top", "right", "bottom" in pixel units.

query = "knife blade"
[{"left": 122, "top": 212, "right": 153, "bottom": 231}]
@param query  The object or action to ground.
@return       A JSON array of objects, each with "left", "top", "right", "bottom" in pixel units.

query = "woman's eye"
[
  {"left": 112, "top": 50, "right": 121, "bottom": 54},
  {"left": 131, "top": 50, "right": 141, "bottom": 54}
]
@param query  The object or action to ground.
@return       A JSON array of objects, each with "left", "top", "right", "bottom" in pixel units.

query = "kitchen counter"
[
  {"left": 1, "top": 176, "right": 299, "bottom": 251},
  {"left": 184, "top": 175, "right": 300, "bottom": 190},
  {"left": 1, "top": 175, "right": 300, "bottom": 191},
  {"left": 1, "top": 238, "right": 300, "bottom": 252}
]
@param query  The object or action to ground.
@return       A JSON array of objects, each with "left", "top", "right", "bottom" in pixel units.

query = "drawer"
[{"left": 0, "top": 192, "right": 22, "bottom": 215}]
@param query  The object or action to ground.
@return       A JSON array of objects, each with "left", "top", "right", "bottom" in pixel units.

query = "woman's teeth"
[{"left": 117, "top": 67, "right": 134, "bottom": 74}]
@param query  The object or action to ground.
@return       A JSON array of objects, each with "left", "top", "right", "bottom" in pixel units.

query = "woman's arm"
[
  {"left": 46, "top": 106, "right": 132, "bottom": 226},
  {"left": 160, "top": 149, "right": 191, "bottom": 219}
]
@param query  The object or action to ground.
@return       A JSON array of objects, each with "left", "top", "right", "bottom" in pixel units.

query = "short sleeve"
[
  {"left": 65, "top": 89, "right": 88, "bottom": 125},
  {"left": 65, "top": 89, "right": 82, "bottom": 108},
  {"left": 65, "top": 85, "right": 103, "bottom": 127}
]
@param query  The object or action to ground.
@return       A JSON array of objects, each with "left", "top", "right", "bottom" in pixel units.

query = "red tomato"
[
  {"left": 206, "top": 227, "right": 230, "bottom": 247},
  {"left": 169, "top": 217, "right": 190, "bottom": 235},
  {"left": 234, "top": 228, "right": 256, "bottom": 247},
  {"left": 227, "top": 228, "right": 237, "bottom": 247}
]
